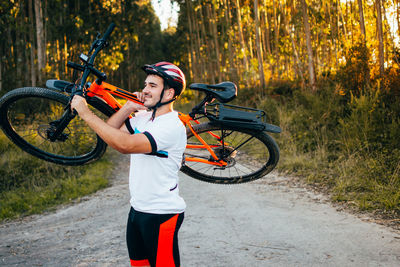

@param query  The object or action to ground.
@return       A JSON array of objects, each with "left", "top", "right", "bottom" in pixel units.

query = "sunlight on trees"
[{"left": 1, "top": 0, "right": 400, "bottom": 95}]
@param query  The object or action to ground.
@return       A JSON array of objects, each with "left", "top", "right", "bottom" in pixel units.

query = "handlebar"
[
  {"left": 67, "top": 62, "right": 84, "bottom": 71},
  {"left": 67, "top": 23, "right": 116, "bottom": 95},
  {"left": 102, "top": 23, "right": 116, "bottom": 41}
]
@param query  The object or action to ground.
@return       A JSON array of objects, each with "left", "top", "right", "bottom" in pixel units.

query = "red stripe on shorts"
[
  {"left": 156, "top": 214, "right": 179, "bottom": 266},
  {"left": 130, "top": 259, "right": 150, "bottom": 266}
]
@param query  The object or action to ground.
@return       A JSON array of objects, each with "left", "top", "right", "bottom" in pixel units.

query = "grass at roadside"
[
  {"left": 239, "top": 83, "right": 400, "bottom": 218},
  {"left": 0, "top": 132, "right": 114, "bottom": 221}
]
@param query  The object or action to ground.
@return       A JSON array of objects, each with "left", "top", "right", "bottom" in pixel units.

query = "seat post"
[{"left": 189, "top": 94, "right": 214, "bottom": 118}]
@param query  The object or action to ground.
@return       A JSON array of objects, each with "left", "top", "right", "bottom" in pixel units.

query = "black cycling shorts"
[{"left": 126, "top": 207, "right": 184, "bottom": 267}]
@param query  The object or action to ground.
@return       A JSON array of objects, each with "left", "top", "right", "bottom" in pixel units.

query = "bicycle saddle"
[
  {"left": 189, "top": 82, "right": 237, "bottom": 103},
  {"left": 46, "top": 79, "right": 74, "bottom": 92}
]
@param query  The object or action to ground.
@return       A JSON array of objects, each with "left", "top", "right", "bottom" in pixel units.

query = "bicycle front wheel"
[
  {"left": 181, "top": 122, "right": 280, "bottom": 184},
  {"left": 0, "top": 87, "right": 113, "bottom": 165}
]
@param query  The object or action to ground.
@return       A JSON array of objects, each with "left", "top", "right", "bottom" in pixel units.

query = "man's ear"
[{"left": 166, "top": 88, "right": 176, "bottom": 100}]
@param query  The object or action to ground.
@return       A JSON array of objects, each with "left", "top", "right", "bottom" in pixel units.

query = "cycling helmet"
[{"left": 142, "top": 61, "right": 186, "bottom": 97}]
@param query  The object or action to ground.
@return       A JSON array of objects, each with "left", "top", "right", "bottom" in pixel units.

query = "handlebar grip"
[
  {"left": 67, "top": 61, "right": 84, "bottom": 71},
  {"left": 89, "top": 66, "right": 107, "bottom": 81},
  {"left": 102, "top": 23, "right": 116, "bottom": 41}
]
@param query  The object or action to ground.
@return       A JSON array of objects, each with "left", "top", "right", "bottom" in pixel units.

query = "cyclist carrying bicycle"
[{"left": 71, "top": 61, "right": 187, "bottom": 267}]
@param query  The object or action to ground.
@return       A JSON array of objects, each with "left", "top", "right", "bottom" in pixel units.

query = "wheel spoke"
[
  {"left": 1, "top": 88, "right": 109, "bottom": 165},
  {"left": 181, "top": 123, "right": 279, "bottom": 184}
]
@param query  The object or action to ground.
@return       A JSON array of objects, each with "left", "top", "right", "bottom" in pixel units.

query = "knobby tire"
[{"left": 0, "top": 87, "right": 114, "bottom": 166}]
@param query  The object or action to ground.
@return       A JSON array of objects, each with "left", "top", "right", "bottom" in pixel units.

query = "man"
[{"left": 71, "top": 62, "right": 187, "bottom": 267}]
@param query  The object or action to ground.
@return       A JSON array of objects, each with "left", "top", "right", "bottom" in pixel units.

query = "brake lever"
[
  {"left": 68, "top": 84, "right": 85, "bottom": 117},
  {"left": 72, "top": 69, "right": 79, "bottom": 82}
]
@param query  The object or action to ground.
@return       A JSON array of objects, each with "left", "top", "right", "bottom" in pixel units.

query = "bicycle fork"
[{"left": 46, "top": 102, "right": 76, "bottom": 142}]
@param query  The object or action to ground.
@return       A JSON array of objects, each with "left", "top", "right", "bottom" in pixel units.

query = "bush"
[
  {"left": 336, "top": 40, "right": 371, "bottom": 97},
  {"left": 241, "top": 79, "right": 400, "bottom": 215}
]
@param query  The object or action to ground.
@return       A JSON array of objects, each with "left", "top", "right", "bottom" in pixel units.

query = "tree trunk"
[
  {"left": 0, "top": 54, "right": 2, "bottom": 91},
  {"left": 265, "top": 2, "right": 274, "bottom": 78},
  {"left": 192, "top": 3, "right": 205, "bottom": 81},
  {"left": 198, "top": 4, "right": 215, "bottom": 84},
  {"left": 397, "top": 0, "right": 400, "bottom": 37},
  {"left": 186, "top": 0, "right": 197, "bottom": 81},
  {"left": 223, "top": 0, "right": 236, "bottom": 80},
  {"left": 263, "top": 0, "right": 272, "bottom": 55},
  {"left": 338, "top": 0, "right": 348, "bottom": 37},
  {"left": 291, "top": 30, "right": 305, "bottom": 86},
  {"left": 254, "top": 0, "right": 265, "bottom": 88},
  {"left": 335, "top": 0, "right": 339, "bottom": 66},
  {"left": 273, "top": 0, "right": 280, "bottom": 77},
  {"left": 282, "top": 1, "right": 305, "bottom": 86},
  {"left": 260, "top": 5, "right": 267, "bottom": 57},
  {"left": 357, "top": 0, "right": 366, "bottom": 39},
  {"left": 382, "top": 0, "right": 400, "bottom": 64},
  {"left": 375, "top": 0, "right": 385, "bottom": 76},
  {"left": 349, "top": 0, "right": 354, "bottom": 45},
  {"left": 208, "top": 4, "right": 221, "bottom": 83},
  {"left": 301, "top": 0, "right": 316, "bottom": 91},
  {"left": 34, "top": 0, "right": 45, "bottom": 84},
  {"left": 15, "top": 0, "right": 23, "bottom": 88},
  {"left": 356, "top": 0, "right": 370, "bottom": 85},
  {"left": 64, "top": 34, "right": 68, "bottom": 77},
  {"left": 234, "top": 0, "right": 249, "bottom": 73},
  {"left": 28, "top": 0, "right": 36, "bottom": 86}
]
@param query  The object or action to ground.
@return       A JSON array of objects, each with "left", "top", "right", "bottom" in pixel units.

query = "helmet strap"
[{"left": 149, "top": 83, "right": 176, "bottom": 121}]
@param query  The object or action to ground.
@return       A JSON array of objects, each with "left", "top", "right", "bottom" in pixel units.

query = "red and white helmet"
[{"left": 142, "top": 62, "right": 186, "bottom": 96}]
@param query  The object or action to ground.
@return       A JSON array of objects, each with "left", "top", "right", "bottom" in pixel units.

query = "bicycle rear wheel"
[
  {"left": 0, "top": 87, "right": 114, "bottom": 165},
  {"left": 181, "top": 122, "right": 280, "bottom": 184}
]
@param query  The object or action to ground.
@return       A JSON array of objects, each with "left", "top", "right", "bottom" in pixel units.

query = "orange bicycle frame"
[
  {"left": 86, "top": 81, "right": 228, "bottom": 167},
  {"left": 86, "top": 81, "right": 143, "bottom": 110}
]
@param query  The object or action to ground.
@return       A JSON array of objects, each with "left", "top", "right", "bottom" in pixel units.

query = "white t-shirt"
[{"left": 126, "top": 110, "right": 186, "bottom": 214}]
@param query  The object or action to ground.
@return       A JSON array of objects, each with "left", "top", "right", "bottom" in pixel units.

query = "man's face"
[{"left": 142, "top": 74, "right": 164, "bottom": 107}]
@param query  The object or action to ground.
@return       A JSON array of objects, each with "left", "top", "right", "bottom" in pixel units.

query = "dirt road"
[{"left": 1, "top": 155, "right": 400, "bottom": 266}]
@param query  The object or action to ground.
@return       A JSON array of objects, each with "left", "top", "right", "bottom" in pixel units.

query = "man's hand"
[
  {"left": 71, "top": 95, "right": 90, "bottom": 117},
  {"left": 122, "top": 92, "right": 147, "bottom": 113}
]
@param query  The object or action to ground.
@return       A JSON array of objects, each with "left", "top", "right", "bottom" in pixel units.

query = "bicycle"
[{"left": 0, "top": 23, "right": 281, "bottom": 184}]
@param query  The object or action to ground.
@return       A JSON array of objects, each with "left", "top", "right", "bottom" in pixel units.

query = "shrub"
[
  {"left": 244, "top": 78, "right": 400, "bottom": 215},
  {"left": 336, "top": 40, "right": 371, "bottom": 97}
]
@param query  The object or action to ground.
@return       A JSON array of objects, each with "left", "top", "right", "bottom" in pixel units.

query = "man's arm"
[
  {"left": 106, "top": 104, "right": 137, "bottom": 133},
  {"left": 107, "top": 92, "right": 146, "bottom": 132},
  {"left": 71, "top": 95, "right": 151, "bottom": 154}
]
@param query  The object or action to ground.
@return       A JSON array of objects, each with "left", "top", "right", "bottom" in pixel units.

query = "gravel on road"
[{"left": 1, "top": 155, "right": 399, "bottom": 266}]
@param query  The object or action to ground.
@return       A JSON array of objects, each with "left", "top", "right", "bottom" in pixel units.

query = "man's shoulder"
[
  {"left": 158, "top": 111, "right": 184, "bottom": 126},
  {"left": 152, "top": 112, "right": 185, "bottom": 138}
]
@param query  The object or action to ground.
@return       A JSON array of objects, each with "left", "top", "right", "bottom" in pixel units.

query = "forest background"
[{"left": 1, "top": 0, "right": 400, "bottom": 223}]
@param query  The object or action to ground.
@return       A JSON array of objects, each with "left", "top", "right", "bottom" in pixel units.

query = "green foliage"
[
  {"left": 246, "top": 80, "right": 400, "bottom": 215},
  {"left": 338, "top": 89, "right": 384, "bottom": 153},
  {"left": 1, "top": 0, "right": 169, "bottom": 94},
  {"left": 333, "top": 149, "right": 400, "bottom": 211},
  {"left": 0, "top": 133, "right": 112, "bottom": 221},
  {"left": 379, "top": 65, "right": 400, "bottom": 104},
  {"left": 336, "top": 40, "right": 371, "bottom": 97}
]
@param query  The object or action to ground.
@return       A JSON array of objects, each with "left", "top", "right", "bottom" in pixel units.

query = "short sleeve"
[
  {"left": 146, "top": 124, "right": 182, "bottom": 151},
  {"left": 125, "top": 118, "right": 134, "bottom": 134},
  {"left": 144, "top": 114, "right": 186, "bottom": 155}
]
